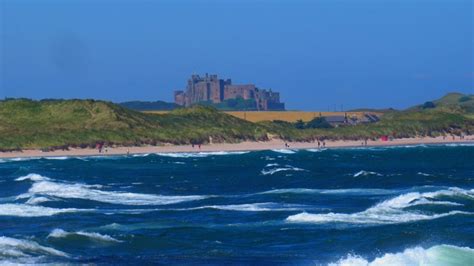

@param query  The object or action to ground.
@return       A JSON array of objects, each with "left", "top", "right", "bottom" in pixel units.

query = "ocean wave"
[
  {"left": 48, "top": 229, "right": 122, "bottom": 243},
  {"left": 15, "top": 173, "right": 51, "bottom": 182},
  {"left": 306, "top": 148, "right": 327, "bottom": 152},
  {"left": 17, "top": 174, "right": 209, "bottom": 206},
  {"left": 353, "top": 170, "right": 383, "bottom": 177},
  {"left": 329, "top": 244, "right": 474, "bottom": 266},
  {"left": 182, "top": 202, "right": 306, "bottom": 212},
  {"left": 0, "top": 236, "right": 69, "bottom": 259},
  {"left": 271, "top": 149, "right": 297, "bottom": 154},
  {"left": 286, "top": 188, "right": 474, "bottom": 225},
  {"left": 444, "top": 143, "right": 474, "bottom": 147},
  {"left": 259, "top": 188, "right": 394, "bottom": 196},
  {"left": 0, "top": 203, "right": 87, "bottom": 217},
  {"left": 25, "top": 196, "right": 53, "bottom": 205},
  {"left": 260, "top": 165, "right": 308, "bottom": 175},
  {"left": 417, "top": 172, "right": 434, "bottom": 177},
  {"left": 155, "top": 151, "right": 249, "bottom": 158}
]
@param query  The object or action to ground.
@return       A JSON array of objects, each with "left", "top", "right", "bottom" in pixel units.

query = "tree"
[
  {"left": 294, "top": 119, "right": 305, "bottom": 129},
  {"left": 306, "top": 117, "right": 333, "bottom": 129},
  {"left": 422, "top": 101, "right": 436, "bottom": 109}
]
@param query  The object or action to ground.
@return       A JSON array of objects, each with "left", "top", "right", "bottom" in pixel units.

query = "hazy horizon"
[{"left": 1, "top": 0, "right": 473, "bottom": 110}]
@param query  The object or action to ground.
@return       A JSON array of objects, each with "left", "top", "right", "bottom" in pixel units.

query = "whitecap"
[
  {"left": 286, "top": 188, "right": 474, "bottom": 225},
  {"left": 182, "top": 202, "right": 306, "bottom": 212},
  {"left": 353, "top": 170, "right": 383, "bottom": 177},
  {"left": 25, "top": 196, "right": 52, "bottom": 205},
  {"left": 271, "top": 149, "right": 297, "bottom": 154},
  {"left": 306, "top": 148, "right": 327, "bottom": 152},
  {"left": 20, "top": 179, "right": 209, "bottom": 206},
  {"left": 155, "top": 151, "right": 249, "bottom": 158},
  {"left": 0, "top": 236, "right": 69, "bottom": 259},
  {"left": 259, "top": 188, "right": 394, "bottom": 196},
  {"left": 48, "top": 229, "right": 122, "bottom": 243},
  {"left": 329, "top": 244, "right": 474, "bottom": 266},
  {"left": 417, "top": 172, "right": 434, "bottom": 177},
  {"left": 15, "top": 173, "right": 51, "bottom": 182},
  {"left": 261, "top": 165, "right": 307, "bottom": 175},
  {"left": 0, "top": 203, "right": 87, "bottom": 217}
]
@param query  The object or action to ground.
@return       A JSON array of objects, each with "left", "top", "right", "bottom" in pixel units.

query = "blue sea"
[{"left": 1, "top": 144, "right": 473, "bottom": 265}]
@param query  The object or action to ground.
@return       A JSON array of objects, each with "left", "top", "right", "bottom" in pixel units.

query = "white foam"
[
  {"left": 329, "top": 244, "right": 474, "bottom": 266},
  {"left": 260, "top": 188, "right": 394, "bottom": 196},
  {"left": 0, "top": 236, "right": 69, "bottom": 258},
  {"left": 155, "top": 151, "right": 249, "bottom": 158},
  {"left": 261, "top": 165, "right": 307, "bottom": 175},
  {"left": 0, "top": 203, "right": 86, "bottom": 217},
  {"left": 353, "top": 171, "right": 382, "bottom": 177},
  {"left": 417, "top": 172, "right": 434, "bottom": 177},
  {"left": 306, "top": 148, "right": 327, "bottom": 152},
  {"left": 271, "top": 149, "right": 297, "bottom": 154},
  {"left": 22, "top": 179, "right": 208, "bottom": 206},
  {"left": 48, "top": 229, "right": 122, "bottom": 243},
  {"left": 287, "top": 188, "right": 474, "bottom": 225},
  {"left": 15, "top": 173, "right": 51, "bottom": 182},
  {"left": 25, "top": 196, "right": 52, "bottom": 205},
  {"left": 184, "top": 202, "right": 305, "bottom": 212}
]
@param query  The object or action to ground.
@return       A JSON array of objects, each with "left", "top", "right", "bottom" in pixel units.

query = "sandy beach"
[{"left": 0, "top": 135, "right": 472, "bottom": 159}]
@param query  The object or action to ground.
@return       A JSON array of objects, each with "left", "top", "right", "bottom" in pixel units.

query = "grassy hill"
[
  {"left": 0, "top": 99, "right": 267, "bottom": 150},
  {"left": 119, "top": 100, "right": 180, "bottom": 111},
  {"left": 0, "top": 93, "right": 472, "bottom": 150},
  {"left": 411, "top": 92, "right": 474, "bottom": 113}
]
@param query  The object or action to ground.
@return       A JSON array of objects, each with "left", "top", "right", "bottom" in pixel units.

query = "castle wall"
[{"left": 174, "top": 74, "right": 284, "bottom": 110}]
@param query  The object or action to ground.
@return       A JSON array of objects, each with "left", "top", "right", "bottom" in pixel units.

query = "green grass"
[{"left": 1, "top": 94, "right": 472, "bottom": 150}]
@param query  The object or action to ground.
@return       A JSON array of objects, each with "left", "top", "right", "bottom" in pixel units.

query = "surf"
[
  {"left": 329, "top": 244, "right": 474, "bottom": 266},
  {"left": 286, "top": 188, "right": 474, "bottom": 225}
]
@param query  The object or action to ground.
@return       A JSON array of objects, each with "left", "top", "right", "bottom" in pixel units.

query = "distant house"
[
  {"left": 324, "top": 115, "right": 347, "bottom": 127},
  {"left": 359, "top": 114, "right": 380, "bottom": 124}
]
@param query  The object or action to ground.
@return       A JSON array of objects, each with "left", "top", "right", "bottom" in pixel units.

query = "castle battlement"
[{"left": 174, "top": 74, "right": 285, "bottom": 111}]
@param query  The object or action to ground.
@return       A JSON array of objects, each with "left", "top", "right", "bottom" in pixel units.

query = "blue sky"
[{"left": 1, "top": 0, "right": 472, "bottom": 110}]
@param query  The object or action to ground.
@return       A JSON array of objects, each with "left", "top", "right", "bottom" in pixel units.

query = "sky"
[{"left": 0, "top": 0, "right": 473, "bottom": 110}]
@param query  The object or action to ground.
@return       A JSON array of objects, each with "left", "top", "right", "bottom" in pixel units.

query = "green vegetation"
[
  {"left": 0, "top": 99, "right": 267, "bottom": 150},
  {"left": 119, "top": 100, "right": 180, "bottom": 111},
  {"left": 0, "top": 93, "right": 473, "bottom": 150}
]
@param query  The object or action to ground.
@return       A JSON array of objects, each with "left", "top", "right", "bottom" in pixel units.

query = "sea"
[{"left": 0, "top": 144, "right": 473, "bottom": 265}]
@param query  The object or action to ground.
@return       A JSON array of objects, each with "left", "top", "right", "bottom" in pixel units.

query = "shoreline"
[{"left": 0, "top": 136, "right": 473, "bottom": 159}]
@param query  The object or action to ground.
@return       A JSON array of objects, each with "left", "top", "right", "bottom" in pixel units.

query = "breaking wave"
[
  {"left": 259, "top": 188, "right": 394, "bottom": 196},
  {"left": 306, "top": 148, "right": 327, "bottom": 152},
  {"left": 271, "top": 149, "right": 297, "bottom": 154},
  {"left": 353, "top": 170, "right": 383, "bottom": 177},
  {"left": 329, "top": 244, "right": 474, "bottom": 266},
  {"left": 261, "top": 164, "right": 307, "bottom": 175},
  {"left": 0, "top": 203, "right": 87, "bottom": 217},
  {"left": 48, "top": 229, "right": 122, "bottom": 243},
  {"left": 286, "top": 188, "right": 474, "bottom": 225},
  {"left": 0, "top": 236, "right": 68, "bottom": 259},
  {"left": 182, "top": 202, "right": 306, "bottom": 212},
  {"left": 155, "top": 151, "right": 249, "bottom": 158},
  {"left": 16, "top": 173, "right": 209, "bottom": 206}
]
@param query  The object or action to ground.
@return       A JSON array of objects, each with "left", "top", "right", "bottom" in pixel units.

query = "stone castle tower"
[{"left": 174, "top": 74, "right": 285, "bottom": 111}]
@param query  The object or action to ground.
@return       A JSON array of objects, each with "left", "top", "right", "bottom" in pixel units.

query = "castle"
[{"left": 174, "top": 74, "right": 285, "bottom": 111}]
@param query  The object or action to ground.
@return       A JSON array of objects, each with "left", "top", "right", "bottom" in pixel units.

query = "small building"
[{"left": 324, "top": 116, "right": 347, "bottom": 127}]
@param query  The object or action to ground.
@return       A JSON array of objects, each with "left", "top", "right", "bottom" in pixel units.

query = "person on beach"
[
  {"left": 127, "top": 149, "right": 130, "bottom": 156},
  {"left": 317, "top": 140, "right": 321, "bottom": 148},
  {"left": 323, "top": 141, "right": 326, "bottom": 148},
  {"left": 198, "top": 144, "right": 201, "bottom": 149}
]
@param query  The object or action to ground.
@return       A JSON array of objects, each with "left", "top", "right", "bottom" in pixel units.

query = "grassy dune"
[{"left": 0, "top": 94, "right": 473, "bottom": 150}]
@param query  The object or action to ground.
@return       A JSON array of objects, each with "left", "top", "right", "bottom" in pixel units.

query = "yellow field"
[
  {"left": 224, "top": 111, "right": 371, "bottom": 122},
  {"left": 145, "top": 110, "right": 376, "bottom": 122}
]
